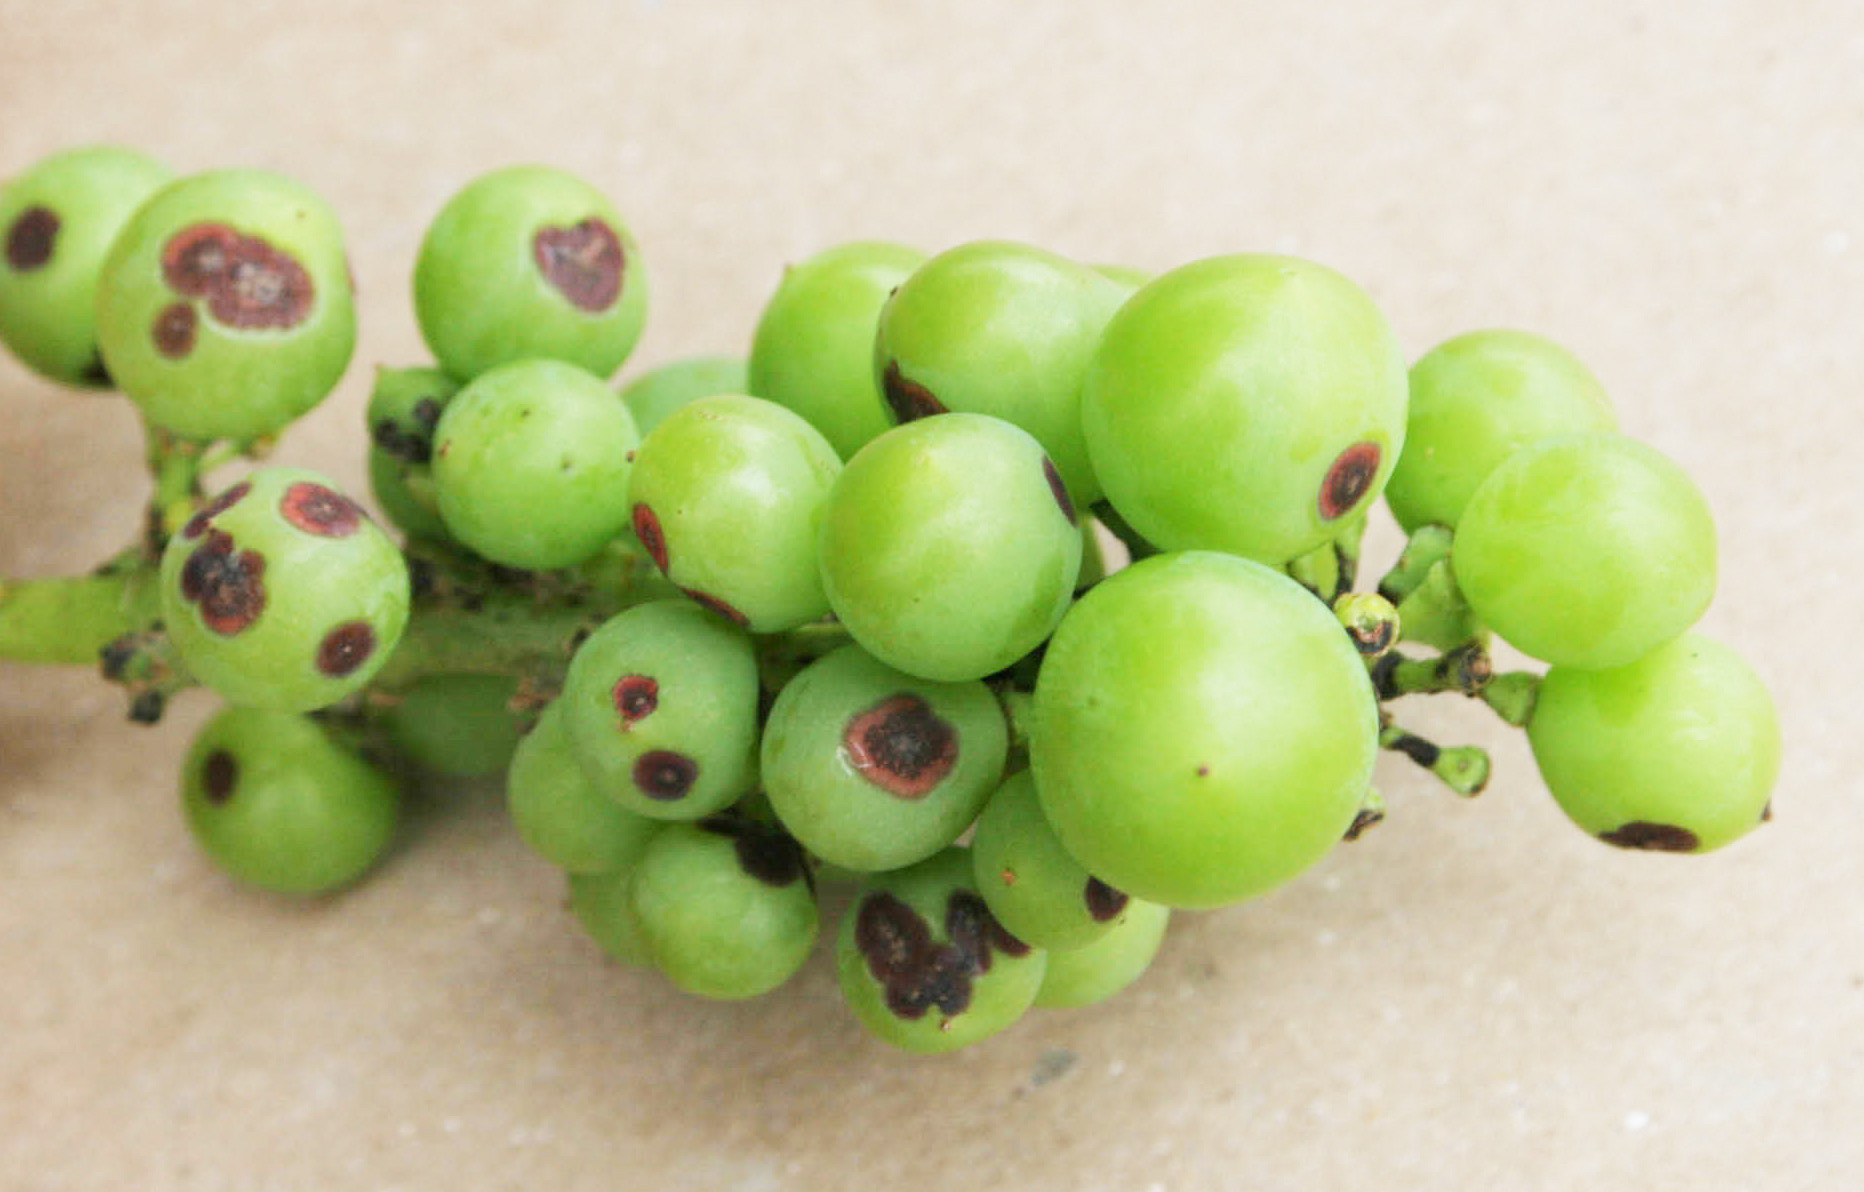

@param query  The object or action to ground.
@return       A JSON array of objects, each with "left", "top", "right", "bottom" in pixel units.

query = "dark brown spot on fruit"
[
  {"left": 632, "top": 503, "right": 668, "bottom": 571},
  {"left": 1083, "top": 877, "right": 1128, "bottom": 922},
  {"left": 1598, "top": 821, "right": 1700, "bottom": 853},
  {"left": 371, "top": 418, "right": 431, "bottom": 464},
  {"left": 853, "top": 889, "right": 1023, "bottom": 1022},
  {"left": 280, "top": 481, "right": 363, "bottom": 538},
  {"left": 152, "top": 302, "right": 197, "bottom": 358},
  {"left": 698, "top": 816, "right": 807, "bottom": 888},
  {"left": 633, "top": 749, "right": 697, "bottom": 800},
  {"left": 843, "top": 694, "right": 958, "bottom": 800},
  {"left": 178, "top": 530, "right": 267, "bottom": 636},
  {"left": 202, "top": 750, "right": 238, "bottom": 805},
  {"left": 1041, "top": 457, "right": 1076, "bottom": 523},
  {"left": 612, "top": 674, "right": 658, "bottom": 725},
  {"left": 1319, "top": 441, "right": 1381, "bottom": 520},
  {"left": 681, "top": 586, "right": 748, "bottom": 626},
  {"left": 162, "top": 222, "right": 315, "bottom": 330},
  {"left": 316, "top": 620, "right": 377, "bottom": 677},
  {"left": 881, "top": 360, "right": 946, "bottom": 423},
  {"left": 182, "top": 480, "right": 252, "bottom": 540},
  {"left": 534, "top": 218, "right": 624, "bottom": 312},
  {"left": 5, "top": 205, "right": 58, "bottom": 270}
]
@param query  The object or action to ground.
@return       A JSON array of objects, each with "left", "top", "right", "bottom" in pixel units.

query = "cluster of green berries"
[{"left": 0, "top": 145, "right": 1780, "bottom": 1055}]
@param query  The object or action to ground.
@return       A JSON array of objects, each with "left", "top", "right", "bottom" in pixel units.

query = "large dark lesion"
[
  {"left": 881, "top": 361, "right": 947, "bottom": 423},
  {"left": 178, "top": 530, "right": 267, "bottom": 636},
  {"left": 1319, "top": 441, "right": 1381, "bottom": 520},
  {"left": 854, "top": 889, "right": 1029, "bottom": 1022},
  {"left": 842, "top": 694, "right": 959, "bottom": 799},
  {"left": 280, "top": 482, "right": 364, "bottom": 539},
  {"left": 161, "top": 222, "right": 316, "bottom": 331},
  {"left": 1598, "top": 821, "right": 1700, "bottom": 853},
  {"left": 5, "top": 205, "right": 60, "bottom": 271},
  {"left": 698, "top": 816, "right": 808, "bottom": 888},
  {"left": 533, "top": 218, "right": 624, "bottom": 312},
  {"left": 1083, "top": 877, "right": 1129, "bottom": 922}
]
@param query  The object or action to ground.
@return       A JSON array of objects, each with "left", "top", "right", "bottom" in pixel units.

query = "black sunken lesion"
[
  {"left": 316, "top": 620, "right": 377, "bottom": 678},
  {"left": 854, "top": 888, "right": 1029, "bottom": 1022},
  {"left": 1083, "top": 877, "right": 1129, "bottom": 922},
  {"left": 1319, "top": 441, "right": 1382, "bottom": 520},
  {"left": 1598, "top": 821, "right": 1700, "bottom": 853},
  {"left": 178, "top": 530, "right": 267, "bottom": 636},
  {"left": 202, "top": 749, "right": 239, "bottom": 805},
  {"left": 881, "top": 360, "right": 947, "bottom": 423},
  {"left": 698, "top": 816, "right": 809, "bottom": 889},
  {"left": 632, "top": 749, "right": 698, "bottom": 801},
  {"left": 843, "top": 694, "right": 958, "bottom": 799},
  {"left": 5, "top": 205, "right": 60, "bottom": 271}
]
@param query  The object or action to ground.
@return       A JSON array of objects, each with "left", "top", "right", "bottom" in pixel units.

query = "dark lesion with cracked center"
[{"left": 854, "top": 889, "right": 1031, "bottom": 1021}]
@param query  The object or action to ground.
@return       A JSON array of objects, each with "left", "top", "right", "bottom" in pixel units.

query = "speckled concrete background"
[{"left": 2, "top": 3, "right": 1860, "bottom": 1189}]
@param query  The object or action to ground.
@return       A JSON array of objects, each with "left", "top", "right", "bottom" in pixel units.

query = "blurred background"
[{"left": 2, "top": 2, "right": 1860, "bottom": 1189}]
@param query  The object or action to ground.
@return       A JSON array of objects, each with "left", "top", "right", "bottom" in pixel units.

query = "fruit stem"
[
  {"left": 1378, "top": 715, "right": 1491, "bottom": 797},
  {"left": 1392, "top": 559, "right": 1485, "bottom": 651},
  {"left": 1334, "top": 592, "right": 1399, "bottom": 657},
  {"left": 367, "top": 594, "right": 610, "bottom": 694},
  {"left": 0, "top": 570, "right": 159, "bottom": 667},
  {"left": 1480, "top": 670, "right": 1542, "bottom": 728},
  {"left": 1372, "top": 641, "right": 1493, "bottom": 700},
  {"left": 1376, "top": 524, "right": 1454, "bottom": 605}
]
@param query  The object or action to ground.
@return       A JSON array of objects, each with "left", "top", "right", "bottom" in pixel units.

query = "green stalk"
[{"left": 0, "top": 571, "right": 158, "bottom": 665}]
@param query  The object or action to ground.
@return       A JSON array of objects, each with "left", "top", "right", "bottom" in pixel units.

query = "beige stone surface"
[{"left": 2, "top": 2, "right": 1861, "bottom": 1189}]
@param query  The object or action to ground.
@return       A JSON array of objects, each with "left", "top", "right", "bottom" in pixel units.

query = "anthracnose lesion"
[
  {"left": 854, "top": 888, "right": 1032, "bottom": 1022},
  {"left": 1598, "top": 821, "right": 1700, "bottom": 853},
  {"left": 4, "top": 205, "right": 60, "bottom": 271},
  {"left": 533, "top": 218, "right": 624, "bottom": 312},
  {"left": 880, "top": 360, "right": 946, "bottom": 424}
]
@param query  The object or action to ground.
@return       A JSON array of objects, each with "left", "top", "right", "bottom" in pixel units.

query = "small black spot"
[
  {"left": 1041, "top": 457, "right": 1076, "bottom": 523},
  {"left": 316, "top": 620, "right": 377, "bottom": 677},
  {"left": 881, "top": 360, "right": 946, "bottom": 423},
  {"left": 534, "top": 218, "right": 624, "bottom": 312},
  {"left": 698, "top": 816, "right": 807, "bottom": 888},
  {"left": 1319, "top": 441, "right": 1381, "bottom": 520},
  {"left": 1083, "top": 877, "right": 1128, "bottom": 922},
  {"left": 1598, "top": 822, "right": 1700, "bottom": 853},
  {"left": 633, "top": 749, "right": 697, "bottom": 800},
  {"left": 6, "top": 206, "right": 59, "bottom": 271},
  {"left": 842, "top": 694, "right": 958, "bottom": 799},
  {"left": 202, "top": 750, "right": 238, "bottom": 804}
]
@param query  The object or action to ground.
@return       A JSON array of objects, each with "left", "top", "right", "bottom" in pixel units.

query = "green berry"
[
  {"left": 182, "top": 706, "right": 399, "bottom": 895},
  {"left": 0, "top": 145, "right": 171, "bottom": 386},
  {"left": 507, "top": 703, "right": 663, "bottom": 874},
  {"left": 747, "top": 240, "right": 925, "bottom": 459},
  {"left": 431, "top": 358, "right": 640, "bottom": 569},
  {"left": 1031, "top": 552, "right": 1377, "bottom": 908},
  {"left": 971, "top": 770, "right": 1129, "bottom": 950},
  {"left": 874, "top": 240, "right": 1126, "bottom": 505},
  {"left": 1528, "top": 633, "right": 1779, "bottom": 853},
  {"left": 383, "top": 672, "right": 522, "bottom": 777},
  {"left": 819, "top": 413, "right": 1081, "bottom": 682},
  {"left": 1453, "top": 432, "right": 1717, "bottom": 669},
  {"left": 761, "top": 645, "right": 1008, "bottom": 872},
  {"left": 1033, "top": 899, "right": 1170, "bottom": 1010},
  {"left": 628, "top": 394, "right": 841, "bottom": 632},
  {"left": 366, "top": 365, "right": 461, "bottom": 542},
  {"left": 96, "top": 169, "right": 356, "bottom": 441},
  {"left": 619, "top": 354, "right": 747, "bottom": 435},
  {"left": 630, "top": 819, "right": 819, "bottom": 1000},
  {"left": 570, "top": 868, "right": 656, "bottom": 966},
  {"left": 1082, "top": 254, "right": 1407, "bottom": 564},
  {"left": 160, "top": 468, "right": 409, "bottom": 712},
  {"left": 559, "top": 600, "right": 760, "bottom": 819},
  {"left": 1386, "top": 329, "right": 1617, "bottom": 532},
  {"left": 415, "top": 165, "right": 646, "bottom": 381}
]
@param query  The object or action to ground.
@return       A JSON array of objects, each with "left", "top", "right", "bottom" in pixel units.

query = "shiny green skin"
[
  {"left": 630, "top": 822, "right": 819, "bottom": 1000},
  {"left": 383, "top": 673, "right": 521, "bottom": 777},
  {"left": 431, "top": 359, "right": 640, "bottom": 569},
  {"left": 620, "top": 355, "right": 747, "bottom": 435},
  {"left": 747, "top": 240, "right": 925, "bottom": 460},
  {"left": 1081, "top": 254, "right": 1407, "bottom": 564},
  {"left": 819, "top": 414, "right": 1081, "bottom": 682},
  {"left": 1386, "top": 329, "right": 1617, "bottom": 532},
  {"left": 761, "top": 645, "right": 1008, "bottom": 872},
  {"left": 414, "top": 165, "right": 647, "bottom": 381},
  {"left": 570, "top": 868, "right": 656, "bottom": 966},
  {"left": 836, "top": 849, "right": 1047, "bottom": 1054},
  {"left": 1031, "top": 552, "right": 1377, "bottom": 909},
  {"left": 508, "top": 705, "right": 664, "bottom": 874},
  {"left": 96, "top": 169, "right": 356, "bottom": 441},
  {"left": 874, "top": 240, "right": 1126, "bottom": 505},
  {"left": 971, "top": 770, "right": 1122, "bottom": 950},
  {"left": 159, "top": 468, "right": 410, "bottom": 713},
  {"left": 0, "top": 146, "right": 171, "bottom": 386},
  {"left": 1034, "top": 898, "right": 1170, "bottom": 1010},
  {"left": 629, "top": 394, "right": 841, "bottom": 632},
  {"left": 1092, "top": 263, "right": 1151, "bottom": 295},
  {"left": 559, "top": 600, "right": 759, "bottom": 819},
  {"left": 182, "top": 706, "right": 399, "bottom": 895},
  {"left": 1454, "top": 433, "right": 1717, "bottom": 669},
  {"left": 366, "top": 365, "right": 460, "bottom": 542},
  {"left": 1529, "top": 634, "right": 1779, "bottom": 854}
]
